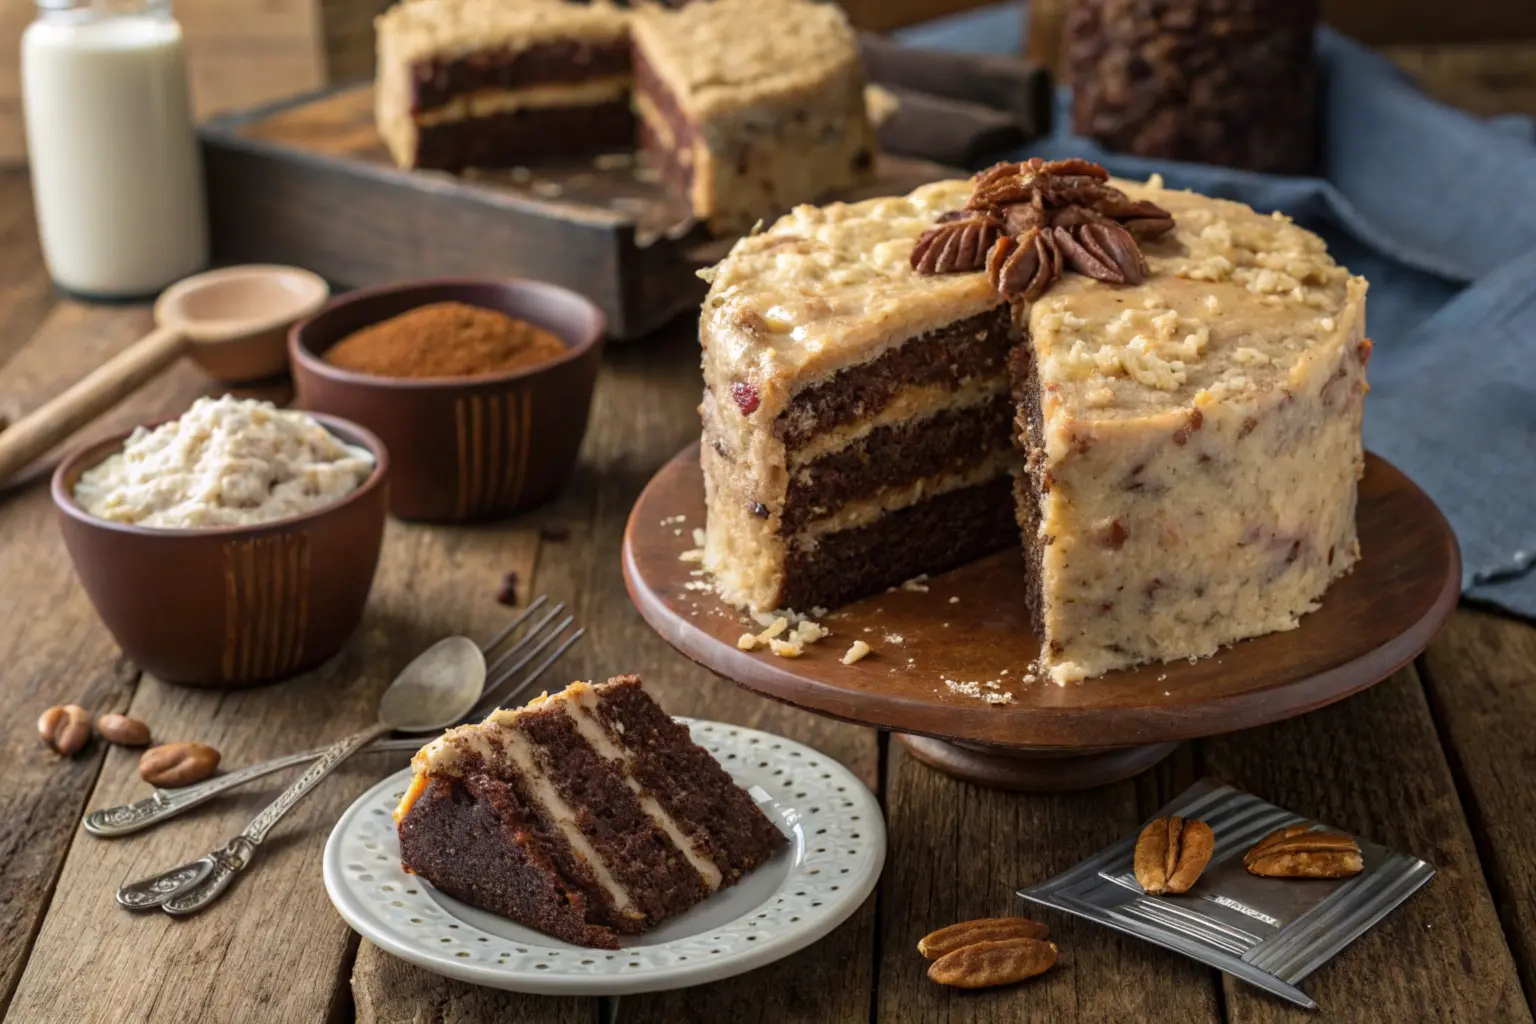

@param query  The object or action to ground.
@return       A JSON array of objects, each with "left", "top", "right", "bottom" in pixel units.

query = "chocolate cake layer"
[
  {"left": 632, "top": 44, "right": 698, "bottom": 193},
  {"left": 1008, "top": 343, "right": 1047, "bottom": 638},
  {"left": 778, "top": 476, "right": 1019, "bottom": 611},
  {"left": 399, "top": 775, "right": 625, "bottom": 948},
  {"left": 780, "top": 393, "right": 1014, "bottom": 534},
  {"left": 773, "top": 307, "right": 1012, "bottom": 451},
  {"left": 591, "top": 678, "right": 785, "bottom": 881},
  {"left": 516, "top": 707, "right": 709, "bottom": 922},
  {"left": 414, "top": 100, "right": 635, "bottom": 172},
  {"left": 411, "top": 38, "right": 632, "bottom": 113}
]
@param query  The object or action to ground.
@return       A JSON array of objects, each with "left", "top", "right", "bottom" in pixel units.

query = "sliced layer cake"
[
  {"left": 395, "top": 676, "right": 785, "bottom": 947},
  {"left": 629, "top": 0, "right": 877, "bottom": 234},
  {"left": 698, "top": 162, "right": 1370, "bottom": 683},
  {"left": 700, "top": 185, "right": 1018, "bottom": 613},
  {"left": 375, "top": 0, "right": 632, "bottom": 171}
]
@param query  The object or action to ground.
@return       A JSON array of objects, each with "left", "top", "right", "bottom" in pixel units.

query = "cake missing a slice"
[
  {"left": 395, "top": 676, "right": 786, "bottom": 948},
  {"left": 373, "top": 0, "right": 877, "bottom": 234},
  {"left": 629, "top": 0, "right": 877, "bottom": 235},
  {"left": 698, "top": 161, "right": 1370, "bottom": 684}
]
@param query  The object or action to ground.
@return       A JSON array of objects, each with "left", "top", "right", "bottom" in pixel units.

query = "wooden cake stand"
[{"left": 622, "top": 445, "right": 1460, "bottom": 791}]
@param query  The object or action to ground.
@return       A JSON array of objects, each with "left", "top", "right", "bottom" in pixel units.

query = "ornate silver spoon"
[{"left": 116, "top": 636, "right": 486, "bottom": 915}]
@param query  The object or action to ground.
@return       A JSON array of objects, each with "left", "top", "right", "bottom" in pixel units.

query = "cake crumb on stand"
[
  {"left": 841, "top": 640, "right": 872, "bottom": 665},
  {"left": 943, "top": 678, "right": 1014, "bottom": 705}
]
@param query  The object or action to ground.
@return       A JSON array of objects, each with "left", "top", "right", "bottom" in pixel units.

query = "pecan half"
[
  {"left": 39, "top": 704, "right": 92, "bottom": 757},
  {"left": 97, "top": 713, "right": 152, "bottom": 747},
  {"left": 927, "top": 937, "right": 1057, "bottom": 988},
  {"left": 140, "top": 742, "right": 222, "bottom": 788},
  {"left": 910, "top": 212, "right": 1003, "bottom": 275},
  {"left": 988, "top": 229, "right": 1061, "bottom": 302},
  {"left": 1244, "top": 825, "right": 1364, "bottom": 879},
  {"left": 1134, "top": 816, "right": 1215, "bottom": 895},
  {"left": 917, "top": 917, "right": 1049, "bottom": 959}
]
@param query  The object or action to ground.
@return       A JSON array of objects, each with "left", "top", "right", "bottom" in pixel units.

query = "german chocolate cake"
[
  {"left": 396, "top": 676, "right": 785, "bottom": 947},
  {"left": 375, "top": 0, "right": 875, "bottom": 233},
  {"left": 629, "top": 0, "right": 876, "bottom": 234},
  {"left": 699, "top": 159, "right": 1371, "bottom": 683}
]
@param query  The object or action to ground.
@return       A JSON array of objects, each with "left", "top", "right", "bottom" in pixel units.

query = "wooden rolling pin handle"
[{"left": 0, "top": 325, "right": 189, "bottom": 485}]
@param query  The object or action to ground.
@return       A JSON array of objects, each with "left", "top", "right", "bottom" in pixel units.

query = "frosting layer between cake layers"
[{"left": 698, "top": 176, "right": 1369, "bottom": 683}]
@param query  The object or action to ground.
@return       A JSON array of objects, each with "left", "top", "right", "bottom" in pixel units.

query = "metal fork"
[{"left": 87, "top": 596, "right": 583, "bottom": 839}]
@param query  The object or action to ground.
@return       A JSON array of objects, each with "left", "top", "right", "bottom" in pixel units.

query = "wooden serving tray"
[
  {"left": 623, "top": 445, "right": 1461, "bottom": 791},
  {"left": 199, "top": 84, "right": 959, "bottom": 340}
]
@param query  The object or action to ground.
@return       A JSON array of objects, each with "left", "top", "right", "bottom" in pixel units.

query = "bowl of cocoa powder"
[{"left": 289, "top": 277, "right": 605, "bottom": 522}]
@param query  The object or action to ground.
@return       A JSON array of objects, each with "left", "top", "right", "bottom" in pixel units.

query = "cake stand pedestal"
[
  {"left": 622, "top": 445, "right": 1460, "bottom": 792},
  {"left": 894, "top": 736, "right": 1182, "bottom": 792}
]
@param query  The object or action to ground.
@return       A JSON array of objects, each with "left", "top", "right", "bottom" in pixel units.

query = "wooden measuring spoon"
[{"left": 0, "top": 265, "right": 329, "bottom": 485}]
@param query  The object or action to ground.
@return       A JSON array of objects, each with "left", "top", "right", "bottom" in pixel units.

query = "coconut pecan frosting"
[{"left": 910, "top": 158, "right": 1175, "bottom": 302}]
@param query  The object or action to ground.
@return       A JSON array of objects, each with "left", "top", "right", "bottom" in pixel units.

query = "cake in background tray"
[
  {"left": 629, "top": 0, "right": 876, "bottom": 234},
  {"left": 697, "top": 159, "right": 1370, "bottom": 684},
  {"left": 372, "top": 0, "right": 875, "bottom": 234},
  {"left": 395, "top": 676, "right": 786, "bottom": 948}
]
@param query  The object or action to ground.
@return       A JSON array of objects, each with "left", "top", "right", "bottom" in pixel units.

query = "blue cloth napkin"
[{"left": 898, "top": 4, "right": 1536, "bottom": 618}]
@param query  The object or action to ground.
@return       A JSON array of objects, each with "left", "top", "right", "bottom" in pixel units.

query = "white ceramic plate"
[{"left": 323, "top": 718, "right": 885, "bottom": 995}]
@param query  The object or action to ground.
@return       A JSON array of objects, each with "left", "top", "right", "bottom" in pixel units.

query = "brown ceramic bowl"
[
  {"left": 288, "top": 278, "right": 606, "bottom": 522},
  {"left": 51, "top": 415, "right": 389, "bottom": 688}
]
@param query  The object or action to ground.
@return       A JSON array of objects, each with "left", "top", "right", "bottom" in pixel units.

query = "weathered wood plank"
[
  {"left": 1203, "top": 668, "right": 1531, "bottom": 1023},
  {"left": 1420, "top": 609, "right": 1536, "bottom": 1003},
  {"left": 354, "top": 947, "right": 596, "bottom": 1024},
  {"left": 6, "top": 507, "right": 545, "bottom": 1023},
  {"left": 875, "top": 742, "right": 1222, "bottom": 1023},
  {"left": 0, "top": 171, "right": 56, "bottom": 376},
  {"left": 0, "top": 303, "right": 220, "bottom": 1017},
  {"left": 0, "top": 297, "right": 549, "bottom": 1021},
  {"left": 353, "top": 322, "right": 882, "bottom": 1023}
]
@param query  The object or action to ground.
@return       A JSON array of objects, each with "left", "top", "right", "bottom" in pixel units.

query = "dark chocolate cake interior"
[{"left": 397, "top": 676, "right": 785, "bottom": 948}]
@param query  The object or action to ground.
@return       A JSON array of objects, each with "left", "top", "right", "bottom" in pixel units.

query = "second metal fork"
[{"left": 84, "top": 596, "right": 583, "bottom": 839}]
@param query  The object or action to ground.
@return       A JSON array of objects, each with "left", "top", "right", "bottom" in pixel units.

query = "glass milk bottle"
[{"left": 22, "top": 0, "right": 208, "bottom": 298}]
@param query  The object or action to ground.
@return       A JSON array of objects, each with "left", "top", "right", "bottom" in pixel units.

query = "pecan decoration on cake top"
[{"left": 910, "top": 158, "right": 1175, "bottom": 302}]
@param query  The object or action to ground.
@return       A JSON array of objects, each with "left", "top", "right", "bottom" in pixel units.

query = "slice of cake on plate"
[
  {"left": 698, "top": 159, "right": 1370, "bottom": 683},
  {"left": 629, "top": 0, "right": 877, "bottom": 234},
  {"left": 395, "top": 676, "right": 786, "bottom": 948},
  {"left": 375, "top": 0, "right": 633, "bottom": 171}
]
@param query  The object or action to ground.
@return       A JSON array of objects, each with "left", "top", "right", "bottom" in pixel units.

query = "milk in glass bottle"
[{"left": 22, "top": 0, "right": 208, "bottom": 298}]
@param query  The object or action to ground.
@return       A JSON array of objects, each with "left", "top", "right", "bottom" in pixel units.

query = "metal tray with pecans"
[{"left": 1018, "top": 778, "right": 1434, "bottom": 1010}]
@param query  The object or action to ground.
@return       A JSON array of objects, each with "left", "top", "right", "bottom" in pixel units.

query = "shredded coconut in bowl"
[{"left": 73, "top": 396, "right": 377, "bottom": 529}]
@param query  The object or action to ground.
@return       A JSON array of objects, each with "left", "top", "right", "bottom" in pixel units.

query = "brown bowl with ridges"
[
  {"left": 288, "top": 278, "right": 606, "bottom": 522},
  {"left": 52, "top": 415, "right": 389, "bottom": 688}
]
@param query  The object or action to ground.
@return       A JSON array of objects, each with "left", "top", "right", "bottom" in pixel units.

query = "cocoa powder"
[{"left": 325, "top": 301, "right": 568, "bottom": 379}]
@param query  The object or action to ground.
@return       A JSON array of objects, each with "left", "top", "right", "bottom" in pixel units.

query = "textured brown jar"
[{"left": 1063, "top": 0, "right": 1320, "bottom": 175}]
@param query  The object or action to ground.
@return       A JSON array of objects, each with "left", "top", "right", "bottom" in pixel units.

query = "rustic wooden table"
[{"left": 2, "top": 131, "right": 1534, "bottom": 1022}]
